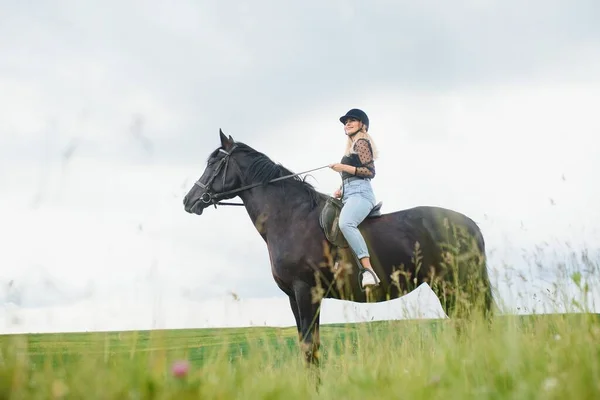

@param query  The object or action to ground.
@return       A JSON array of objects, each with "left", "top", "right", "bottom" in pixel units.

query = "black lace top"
[{"left": 340, "top": 138, "right": 376, "bottom": 180}]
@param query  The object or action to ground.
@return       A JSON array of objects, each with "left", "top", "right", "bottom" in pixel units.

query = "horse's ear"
[{"left": 219, "top": 128, "right": 234, "bottom": 149}]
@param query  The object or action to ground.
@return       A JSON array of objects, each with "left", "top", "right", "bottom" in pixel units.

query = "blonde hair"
[{"left": 344, "top": 127, "right": 379, "bottom": 159}]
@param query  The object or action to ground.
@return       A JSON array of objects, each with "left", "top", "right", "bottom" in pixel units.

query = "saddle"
[{"left": 319, "top": 196, "right": 383, "bottom": 248}]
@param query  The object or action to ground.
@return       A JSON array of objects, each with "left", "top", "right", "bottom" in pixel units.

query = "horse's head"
[{"left": 183, "top": 129, "right": 243, "bottom": 215}]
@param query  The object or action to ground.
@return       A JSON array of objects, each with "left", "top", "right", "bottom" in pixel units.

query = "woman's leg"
[{"left": 338, "top": 194, "right": 380, "bottom": 286}]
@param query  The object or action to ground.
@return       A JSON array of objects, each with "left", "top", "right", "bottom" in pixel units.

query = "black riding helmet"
[{"left": 339, "top": 108, "right": 369, "bottom": 131}]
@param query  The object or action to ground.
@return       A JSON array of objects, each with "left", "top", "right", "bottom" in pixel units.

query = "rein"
[{"left": 195, "top": 146, "right": 330, "bottom": 207}]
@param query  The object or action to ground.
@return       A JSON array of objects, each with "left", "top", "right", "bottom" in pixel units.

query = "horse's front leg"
[
  {"left": 292, "top": 280, "right": 322, "bottom": 367},
  {"left": 288, "top": 295, "right": 302, "bottom": 342}
]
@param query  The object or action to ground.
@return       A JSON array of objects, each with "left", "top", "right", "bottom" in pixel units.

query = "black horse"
[{"left": 183, "top": 130, "right": 494, "bottom": 366}]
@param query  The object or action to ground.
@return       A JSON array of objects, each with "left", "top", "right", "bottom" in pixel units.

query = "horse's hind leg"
[
  {"left": 432, "top": 285, "right": 470, "bottom": 337},
  {"left": 433, "top": 274, "right": 492, "bottom": 336},
  {"left": 432, "top": 283, "right": 456, "bottom": 319}
]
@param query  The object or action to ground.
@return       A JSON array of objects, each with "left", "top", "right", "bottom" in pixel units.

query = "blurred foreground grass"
[{"left": 1, "top": 313, "right": 599, "bottom": 399}]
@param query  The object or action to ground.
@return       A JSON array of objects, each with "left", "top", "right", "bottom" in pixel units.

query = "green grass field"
[{"left": 1, "top": 312, "right": 599, "bottom": 399}]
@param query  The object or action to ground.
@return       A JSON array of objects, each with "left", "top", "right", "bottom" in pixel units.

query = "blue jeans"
[{"left": 338, "top": 178, "right": 377, "bottom": 259}]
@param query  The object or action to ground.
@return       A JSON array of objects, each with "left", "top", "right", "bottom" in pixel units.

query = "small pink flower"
[{"left": 171, "top": 360, "right": 190, "bottom": 378}]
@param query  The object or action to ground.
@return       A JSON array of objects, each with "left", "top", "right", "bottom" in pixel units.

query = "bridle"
[{"left": 194, "top": 145, "right": 329, "bottom": 208}]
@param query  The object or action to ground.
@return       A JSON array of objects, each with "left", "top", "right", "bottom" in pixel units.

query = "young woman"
[{"left": 329, "top": 108, "right": 381, "bottom": 288}]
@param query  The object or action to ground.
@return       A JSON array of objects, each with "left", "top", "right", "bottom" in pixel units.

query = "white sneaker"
[{"left": 362, "top": 270, "right": 380, "bottom": 288}]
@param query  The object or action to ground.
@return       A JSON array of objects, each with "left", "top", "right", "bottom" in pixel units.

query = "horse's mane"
[{"left": 216, "top": 142, "right": 325, "bottom": 209}]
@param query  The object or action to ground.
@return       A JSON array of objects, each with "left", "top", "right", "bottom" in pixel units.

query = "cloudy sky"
[{"left": 1, "top": 0, "right": 599, "bottom": 333}]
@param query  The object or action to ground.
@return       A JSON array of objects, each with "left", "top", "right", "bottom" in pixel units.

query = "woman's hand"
[
  {"left": 333, "top": 188, "right": 342, "bottom": 198},
  {"left": 329, "top": 163, "right": 346, "bottom": 173}
]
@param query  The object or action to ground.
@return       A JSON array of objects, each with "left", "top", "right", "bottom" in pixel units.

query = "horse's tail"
[
  {"left": 421, "top": 206, "right": 494, "bottom": 321},
  {"left": 471, "top": 223, "right": 494, "bottom": 320},
  {"left": 438, "top": 210, "right": 494, "bottom": 321}
]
